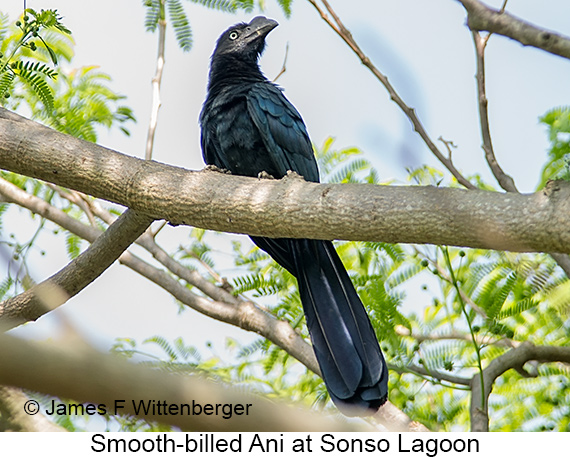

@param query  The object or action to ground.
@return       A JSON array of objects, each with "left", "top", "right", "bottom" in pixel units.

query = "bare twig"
[
  {"left": 273, "top": 42, "right": 289, "bottom": 83},
  {"left": 472, "top": 31, "right": 518, "bottom": 192},
  {"left": 470, "top": 342, "right": 570, "bottom": 431},
  {"left": 391, "top": 362, "right": 471, "bottom": 387},
  {"left": 151, "top": 219, "right": 168, "bottom": 238},
  {"left": 306, "top": 0, "right": 476, "bottom": 189},
  {"left": 145, "top": 17, "right": 167, "bottom": 160},
  {"left": 78, "top": 197, "right": 244, "bottom": 305},
  {"left": 395, "top": 325, "right": 518, "bottom": 349},
  {"left": 499, "top": 0, "right": 509, "bottom": 14},
  {"left": 470, "top": 27, "right": 570, "bottom": 277},
  {"left": 438, "top": 136, "right": 457, "bottom": 161},
  {"left": 46, "top": 184, "right": 98, "bottom": 227},
  {"left": 456, "top": 0, "right": 570, "bottom": 61},
  {"left": 183, "top": 247, "right": 226, "bottom": 284}
]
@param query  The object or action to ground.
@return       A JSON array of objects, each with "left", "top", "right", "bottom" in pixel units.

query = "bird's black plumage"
[{"left": 199, "top": 16, "right": 388, "bottom": 415}]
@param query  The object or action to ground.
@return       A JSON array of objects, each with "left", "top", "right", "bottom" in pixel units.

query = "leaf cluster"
[
  {"left": 0, "top": 9, "right": 72, "bottom": 110},
  {"left": 0, "top": 12, "right": 134, "bottom": 299},
  {"left": 538, "top": 106, "right": 570, "bottom": 188}
]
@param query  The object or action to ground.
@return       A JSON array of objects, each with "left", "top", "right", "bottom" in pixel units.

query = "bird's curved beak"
[{"left": 244, "top": 16, "right": 278, "bottom": 42}]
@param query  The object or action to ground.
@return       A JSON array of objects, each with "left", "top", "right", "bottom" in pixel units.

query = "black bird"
[{"left": 199, "top": 16, "right": 388, "bottom": 415}]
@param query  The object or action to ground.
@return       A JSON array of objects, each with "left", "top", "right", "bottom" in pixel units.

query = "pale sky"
[{"left": 3, "top": 0, "right": 570, "bottom": 363}]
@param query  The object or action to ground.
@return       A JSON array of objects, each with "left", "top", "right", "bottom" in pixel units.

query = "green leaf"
[
  {"left": 168, "top": 0, "right": 193, "bottom": 52},
  {"left": 275, "top": 0, "right": 293, "bottom": 17},
  {"left": 23, "top": 70, "right": 54, "bottom": 110},
  {"left": 190, "top": 0, "right": 238, "bottom": 13},
  {"left": 494, "top": 297, "right": 540, "bottom": 320},
  {"left": 143, "top": 0, "right": 162, "bottom": 32},
  {"left": 38, "top": 35, "right": 58, "bottom": 65},
  {"left": 538, "top": 106, "right": 570, "bottom": 187},
  {"left": 0, "top": 71, "right": 15, "bottom": 101},
  {"left": 11, "top": 60, "right": 58, "bottom": 79},
  {"left": 65, "top": 233, "right": 82, "bottom": 259}
]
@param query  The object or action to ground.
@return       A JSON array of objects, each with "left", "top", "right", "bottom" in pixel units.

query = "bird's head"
[{"left": 212, "top": 16, "right": 278, "bottom": 62}]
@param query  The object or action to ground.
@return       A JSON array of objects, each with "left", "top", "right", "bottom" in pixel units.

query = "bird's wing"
[{"left": 247, "top": 82, "right": 320, "bottom": 182}]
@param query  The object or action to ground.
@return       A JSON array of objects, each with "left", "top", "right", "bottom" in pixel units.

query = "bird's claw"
[
  {"left": 204, "top": 164, "right": 231, "bottom": 174},
  {"left": 257, "top": 171, "right": 275, "bottom": 179}
]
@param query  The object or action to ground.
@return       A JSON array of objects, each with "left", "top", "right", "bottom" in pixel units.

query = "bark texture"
[{"left": 1, "top": 108, "right": 570, "bottom": 254}]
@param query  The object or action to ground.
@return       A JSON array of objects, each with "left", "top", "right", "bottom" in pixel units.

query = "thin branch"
[
  {"left": 391, "top": 362, "right": 471, "bottom": 387},
  {"left": 145, "top": 18, "right": 167, "bottom": 160},
  {"left": 306, "top": 0, "right": 476, "bottom": 189},
  {"left": 472, "top": 31, "right": 518, "bottom": 192},
  {"left": 470, "top": 28, "right": 570, "bottom": 276},
  {"left": 442, "top": 247, "right": 486, "bottom": 415},
  {"left": 395, "top": 325, "right": 518, "bottom": 349},
  {"left": 273, "top": 42, "right": 289, "bottom": 83},
  {"left": 470, "top": 342, "right": 570, "bottom": 431},
  {"left": 456, "top": 0, "right": 570, "bottom": 61},
  {"left": 499, "top": 0, "right": 509, "bottom": 14},
  {"left": 0, "top": 202, "right": 153, "bottom": 330},
  {"left": 183, "top": 247, "right": 226, "bottom": 285},
  {"left": 438, "top": 136, "right": 457, "bottom": 161},
  {"left": 81, "top": 198, "right": 244, "bottom": 306}
]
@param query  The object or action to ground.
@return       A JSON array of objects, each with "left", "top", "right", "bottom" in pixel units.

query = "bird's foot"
[
  {"left": 284, "top": 170, "right": 305, "bottom": 180},
  {"left": 257, "top": 171, "right": 275, "bottom": 180},
  {"left": 204, "top": 164, "right": 232, "bottom": 174}
]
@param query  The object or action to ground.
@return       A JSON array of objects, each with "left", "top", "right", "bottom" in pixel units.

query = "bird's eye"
[{"left": 229, "top": 31, "right": 239, "bottom": 40}]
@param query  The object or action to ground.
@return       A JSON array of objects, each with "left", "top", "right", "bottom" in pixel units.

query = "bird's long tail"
[{"left": 252, "top": 237, "right": 388, "bottom": 415}]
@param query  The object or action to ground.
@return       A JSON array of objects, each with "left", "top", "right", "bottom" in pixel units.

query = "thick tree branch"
[
  {"left": 1, "top": 109, "right": 570, "bottom": 255},
  {"left": 306, "top": 0, "right": 476, "bottom": 189},
  {"left": 0, "top": 333, "right": 364, "bottom": 432},
  {"left": 457, "top": 0, "right": 570, "bottom": 60},
  {"left": 470, "top": 342, "right": 570, "bottom": 431},
  {"left": 0, "top": 207, "right": 153, "bottom": 330}
]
